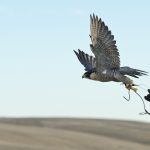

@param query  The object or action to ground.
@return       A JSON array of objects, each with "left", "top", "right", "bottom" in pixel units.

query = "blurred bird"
[
  {"left": 144, "top": 89, "right": 150, "bottom": 102},
  {"left": 74, "top": 14, "right": 148, "bottom": 91}
]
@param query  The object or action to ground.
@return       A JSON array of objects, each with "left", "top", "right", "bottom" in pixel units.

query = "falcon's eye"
[
  {"left": 86, "top": 72, "right": 91, "bottom": 78},
  {"left": 85, "top": 72, "right": 88, "bottom": 76}
]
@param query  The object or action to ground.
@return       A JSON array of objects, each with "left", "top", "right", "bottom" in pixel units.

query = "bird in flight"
[{"left": 74, "top": 14, "right": 148, "bottom": 91}]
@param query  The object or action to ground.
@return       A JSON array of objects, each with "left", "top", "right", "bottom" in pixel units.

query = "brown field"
[{"left": 0, "top": 118, "right": 150, "bottom": 150}]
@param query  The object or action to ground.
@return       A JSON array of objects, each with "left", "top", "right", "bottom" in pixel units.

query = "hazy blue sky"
[{"left": 0, "top": 0, "right": 150, "bottom": 122}]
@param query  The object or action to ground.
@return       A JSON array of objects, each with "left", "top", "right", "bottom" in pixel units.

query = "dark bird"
[
  {"left": 144, "top": 89, "right": 150, "bottom": 102},
  {"left": 74, "top": 14, "right": 148, "bottom": 91}
]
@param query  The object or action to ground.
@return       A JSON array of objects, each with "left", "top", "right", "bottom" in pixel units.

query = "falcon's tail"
[{"left": 119, "top": 67, "right": 148, "bottom": 78}]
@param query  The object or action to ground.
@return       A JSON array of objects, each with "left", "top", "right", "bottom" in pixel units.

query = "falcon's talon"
[{"left": 125, "top": 84, "right": 138, "bottom": 93}]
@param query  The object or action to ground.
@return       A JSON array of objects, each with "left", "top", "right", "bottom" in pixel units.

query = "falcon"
[{"left": 74, "top": 14, "right": 148, "bottom": 91}]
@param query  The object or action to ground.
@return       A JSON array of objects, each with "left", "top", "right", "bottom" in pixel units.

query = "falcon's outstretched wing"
[
  {"left": 90, "top": 14, "right": 120, "bottom": 73},
  {"left": 74, "top": 49, "right": 96, "bottom": 72}
]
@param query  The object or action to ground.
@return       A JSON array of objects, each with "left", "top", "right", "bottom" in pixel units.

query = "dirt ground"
[{"left": 0, "top": 118, "right": 150, "bottom": 150}]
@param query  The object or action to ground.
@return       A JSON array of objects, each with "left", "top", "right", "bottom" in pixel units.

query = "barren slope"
[{"left": 0, "top": 118, "right": 150, "bottom": 150}]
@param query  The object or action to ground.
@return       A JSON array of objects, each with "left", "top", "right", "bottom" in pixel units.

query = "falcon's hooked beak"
[{"left": 82, "top": 74, "right": 86, "bottom": 79}]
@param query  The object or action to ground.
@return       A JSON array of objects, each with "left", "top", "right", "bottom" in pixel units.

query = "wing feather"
[
  {"left": 90, "top": 14, "right": 120, "bottom": 73},
  {"left": 74, "top": 50, "right": 96, "bottom": 72}
]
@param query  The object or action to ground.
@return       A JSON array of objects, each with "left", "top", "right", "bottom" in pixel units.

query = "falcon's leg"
[{"left": 124, "top": 84, "right": 138, "bottom": 93}]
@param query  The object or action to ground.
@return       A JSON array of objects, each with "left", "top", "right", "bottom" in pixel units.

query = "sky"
[{"left": 0, "top": 0, "right": 150, "bottom": 122}]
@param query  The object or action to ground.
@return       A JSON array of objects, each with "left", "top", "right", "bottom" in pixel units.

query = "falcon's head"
[
  {"left": 74, "top": 50, "right": 97, "bottom": 80},
  {"left": 82, "top": 71, "right": 97, "bottom": 80},
  {"left": 82, "top": 71, "right": 92, "bottom": 79}
]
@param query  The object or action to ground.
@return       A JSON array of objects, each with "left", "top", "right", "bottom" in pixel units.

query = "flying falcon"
[{"left": 74, "top": 14, "right": 148, "bottom": 91}]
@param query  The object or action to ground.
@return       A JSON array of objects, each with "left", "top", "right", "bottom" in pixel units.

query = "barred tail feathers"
[{"left": 119, "top": 67, "right": 148, "bottom": 78}]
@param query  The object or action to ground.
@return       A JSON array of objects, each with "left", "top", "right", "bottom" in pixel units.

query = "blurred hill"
[{"left": 0, "top": 118, "right": 150, "bottom": 150}]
